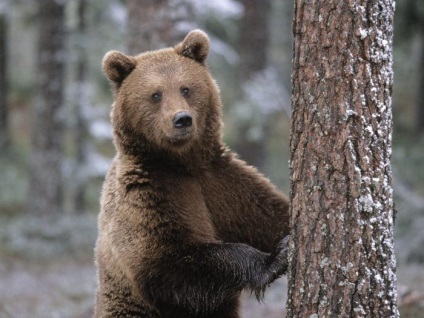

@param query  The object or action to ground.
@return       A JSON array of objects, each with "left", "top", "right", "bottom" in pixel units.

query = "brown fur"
[{"left": 94, "top": 30, "right": 290, "bottom": 318}]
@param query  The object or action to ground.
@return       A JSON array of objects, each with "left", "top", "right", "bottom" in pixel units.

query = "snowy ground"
[
  {"left": 0, "top": 214, "right": 290, "bottom": 318},
  {"left": 0, "top": 253, "right": 422, "bottom": 318},
  {"left": 241, "top": 278, "right": 288, "bottom": 318},
  {"left": 0, "top": 256, "right": 95, "bottom": 318},
  {"left": 1, "top": 200, "right": 419, "bottom": 317},
  {"left": 0, "top": 253, "right": 289, "bottom": 318}
]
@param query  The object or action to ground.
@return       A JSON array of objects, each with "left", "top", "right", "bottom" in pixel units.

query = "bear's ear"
[
  {"left": 102, "top": 51, "right": 136, "bottom": 85},
  {"left": 175, "top": 29, "right": 210, "bottom": 65}
]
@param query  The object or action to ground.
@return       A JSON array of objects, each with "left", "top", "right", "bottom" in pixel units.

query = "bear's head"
[{"left": 102, "top": 30, "right": 223, "bottom": 162}]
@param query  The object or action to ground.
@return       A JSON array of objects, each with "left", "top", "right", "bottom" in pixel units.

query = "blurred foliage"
[
  {"left": 0, "top": 150, "right": 27, "bottom": 216},
  {"left": 1, "top": 0, "right": 292, "bottom": 216},
  {"left": 0, "top": 0, "right": 422, "bottom": 257}
]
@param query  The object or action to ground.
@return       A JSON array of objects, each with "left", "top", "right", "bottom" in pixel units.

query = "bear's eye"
[
  {"left": 181, "top": 87, "right": 191, "bottom": 98},
  {"left": 151, "top": 92, "right": 162, "bottom": 103}
]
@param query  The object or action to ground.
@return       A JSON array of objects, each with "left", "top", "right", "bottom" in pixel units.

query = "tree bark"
[
  {"left": 287, "top": 1, "right": 399, "bottom": 317},
  {"left": 27, "top": 0, "right": 66, "bottom": 216},
  {"left": 0, "top": 11, "right": 9, "bottom": 152}
]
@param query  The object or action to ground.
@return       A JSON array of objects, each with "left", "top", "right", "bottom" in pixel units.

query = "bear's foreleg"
[{"left": 140, "top": 236, "right": 289, "bottom": 316}]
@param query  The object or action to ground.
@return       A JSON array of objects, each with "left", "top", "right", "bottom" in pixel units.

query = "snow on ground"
[
  {"left": 0, "top": 256, "right": 96, "bottom": 318},
  {"left": 0, "top": 255, "right": 287, "bottom": 318},
  {"left": 0, "top": 254, "right": 422, "bottom": 318}
]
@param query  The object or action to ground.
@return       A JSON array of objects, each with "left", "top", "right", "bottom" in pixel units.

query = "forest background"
[{"left": 0, "top": 0, "right": 423, "bottom": 317}]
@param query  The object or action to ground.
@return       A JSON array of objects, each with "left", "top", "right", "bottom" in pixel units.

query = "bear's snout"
[{"left": 173, "top": 111, "right": 192, "bottom": 129}]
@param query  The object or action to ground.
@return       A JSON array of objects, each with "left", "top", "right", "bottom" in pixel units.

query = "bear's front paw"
[
  {"left": 270, "top": 235, "right": 290, "bottom": 278},
  {"left": 253, "top": 235, "right": 290, "bottom": 300}
]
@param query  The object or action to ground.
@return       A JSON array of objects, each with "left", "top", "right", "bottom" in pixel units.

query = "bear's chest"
[{"left": 156, "top": 173, "right": 217, "bottom": 241}]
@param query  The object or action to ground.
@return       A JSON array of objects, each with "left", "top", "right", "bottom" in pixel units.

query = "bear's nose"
[{"left": 173, "top": 111, "right": 192, "bottom": 129}]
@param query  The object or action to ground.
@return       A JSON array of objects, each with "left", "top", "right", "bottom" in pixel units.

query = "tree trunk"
[
  {"left": 127, "top": 0, "right": 192, "bottom": 54},
  {"left": 238, "top": 0, "right": 269, "bottom": 78},
  {"left": 127, "top": 0, "right": 168, "bottom": 54},
  {"left": 234, "top": 0, "right": 271, "bottom": 171},
  {"left": 287, "top": 1, "right": 399, "bottom": 317},
  {"left": 416, "top": 26, "right": 424, "bottom": 134},
  {"left": 27, "top": 0, "right": 66, "bottom": 216},
  {"left": 74, "top": 0, "right": 89, "bottom": 213},
  {"left": 0, "top": 11, "right": 9, "bottom": 152}
]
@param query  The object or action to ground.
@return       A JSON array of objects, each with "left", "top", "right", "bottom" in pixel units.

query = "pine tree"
[{"left": 287, "top": 0, "right": 399, "bottom": 316}]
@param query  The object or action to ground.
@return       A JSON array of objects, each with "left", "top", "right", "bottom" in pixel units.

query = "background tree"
[
  {"left": 397, "top": 0, "right": 424, "bottom": 134},
  {"left": 73, "top": 0, "right": 89, "bottom": 213},
  {"left": 0, "top": 6, "right": 9, "bottom": 152},
  {"left": 233, "top": 0, "right": 271, "bottom": 171},
  {"left": 287, "top": 0, "right": 399, "bottom": 317},
  {"left": 127, "top": 0, "right": 192, "bottom": 54},
  {"left": 127, "top": 0, "right": 169, "bottom": 54},
  {"left": 27, "top": 0, "right": 67, "bottom": 215}
]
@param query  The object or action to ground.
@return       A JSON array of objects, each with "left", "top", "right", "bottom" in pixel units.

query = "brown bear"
[{"left": 94, "top": 29, "right": 290, "bottom": 318}]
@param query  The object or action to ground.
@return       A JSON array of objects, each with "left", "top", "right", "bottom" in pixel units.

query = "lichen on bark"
[{"left": 287, "top": 0, "right": 399, "bottom": 317}]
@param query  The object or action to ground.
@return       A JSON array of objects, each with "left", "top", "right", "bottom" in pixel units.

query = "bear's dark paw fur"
[{"left": 254, "top": 235, "right": 290, "bottom": 300}]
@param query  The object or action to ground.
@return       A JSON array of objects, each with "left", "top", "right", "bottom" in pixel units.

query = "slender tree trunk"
[
  {"left": 287, "top": 1, "right": 398, "bottom": 317},
  {"left": 234, "top": 0, "right": 270, "bottom": 171},
  {"left": 27, "top": 0, "right": 66, "bottom": 216},
  {"left": 416, "top": 27, "right": 424, "bottom": 134},
  {"left": 238, "top": 0, "right": 269, "bottom": 79},
  {"left": 74, "top": 0, "right": 89, "bottom": 213},
  {"left": 127, "top": 0, "right": 168, "bottom": 54},
  {"left": 127, "top": 0, "right": 192, "bottom": 55},
  {"left": 0, "top": 11, "right": 9, "bottom": 152}
]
